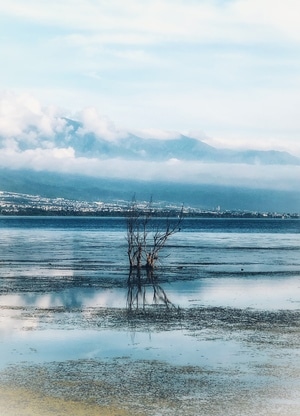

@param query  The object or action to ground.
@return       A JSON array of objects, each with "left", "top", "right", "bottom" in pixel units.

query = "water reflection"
[
  {"left": 0, "top": 270, "right": 175, "bottom": 310},
  {"left": 126, "top": 269, "right": 175, "bottom": 310},
  {"left": 0, "top": 326, "right": 268, "bottom": 369},
  {"left": 1, "top": 273, "right": 300, "bottom": 310}
]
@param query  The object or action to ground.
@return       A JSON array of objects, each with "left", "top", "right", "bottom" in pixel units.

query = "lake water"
[
  {"left": 0, "top": 216, "right": 299, "bottom": 311},
  {"left": 0, "top": 216, "right": 299, "bottom": 415}
]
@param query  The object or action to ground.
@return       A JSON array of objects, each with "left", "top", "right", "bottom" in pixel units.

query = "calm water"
[{"left": 0, "top": 216, "right": 299, "bottom": 310}]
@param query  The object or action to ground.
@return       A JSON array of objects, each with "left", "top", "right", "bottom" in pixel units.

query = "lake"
[{"left": 0, "top": 216, "right": 299, "bottom": 415}]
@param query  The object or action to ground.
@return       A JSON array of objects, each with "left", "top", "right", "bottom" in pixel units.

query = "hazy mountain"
[
  {"left": 0, "top": 168, "right": 299, "bottom": 213},
  {"left": 4, "top": 117, "right": 299, "bottom": 165},
  {"left": 0, "top": 116, "right": 300, "bottom": 213},
  {"left": 55, "top": 119, "right": 300, "bottom": 164}
]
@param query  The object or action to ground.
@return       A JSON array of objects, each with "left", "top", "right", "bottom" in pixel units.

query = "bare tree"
[{"left": 126, "top": 196, "right": 183, "bottom": 270}]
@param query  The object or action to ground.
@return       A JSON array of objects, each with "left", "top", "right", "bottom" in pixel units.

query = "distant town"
[{"left": 0, "top": 190, "right": 298, "bottom": 219}]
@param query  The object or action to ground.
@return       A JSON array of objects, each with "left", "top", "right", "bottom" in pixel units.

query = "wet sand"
[
  {"left": 0, "top": 386, "right": 130, "bottom": 416},
  {"left": 1, "top": 305, "right": 300, "bottom": 416}
]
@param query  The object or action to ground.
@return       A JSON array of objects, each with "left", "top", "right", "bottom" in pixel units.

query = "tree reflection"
[{"left": 127, "top": 269, "right": 175, "bottom": 310}]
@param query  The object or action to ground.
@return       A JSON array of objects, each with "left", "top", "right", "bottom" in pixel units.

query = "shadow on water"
[{"left": 126, "top": 269, "right": 176, "bottom": 311}]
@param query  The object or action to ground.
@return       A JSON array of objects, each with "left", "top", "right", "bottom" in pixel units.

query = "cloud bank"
[{"left": 0, "top": 93, "right": 299, "bottom": 193}]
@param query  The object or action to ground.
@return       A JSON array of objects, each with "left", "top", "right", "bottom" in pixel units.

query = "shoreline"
[{"left": 0, "top": 211, "right": 299, "bottom": 219}]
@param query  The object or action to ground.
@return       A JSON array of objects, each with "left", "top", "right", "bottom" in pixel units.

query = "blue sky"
[{"left": 1, "top": 0, "right": 300, "bottom": 156}]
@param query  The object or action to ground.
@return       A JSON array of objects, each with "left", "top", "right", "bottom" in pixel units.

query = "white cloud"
[
  {"left": 131, "top": 128, "right": 181, "bottom": 141},
  {"left": 201, "top": 134, "right": 300, "bottom": 156},
  {"left": 2, "top": 0, "right": 300, "bottom": 46},
  {"left": 0, "top": 145, "right": 299, "bottom": 192},
  {"left": 77, "top": 107, "right": 126, "bottom": 141},
  {"left": 0, "top": 147, "right": 75, "bottom": 172},
  {"left": 0, "top": 92, "right": 68, "bottom": 147},
  {"left": 0, "top": 92, "right": 299, "bottom": 193},
  {"left": 233, "top": 0, "right": 300, "bottom": 42}
]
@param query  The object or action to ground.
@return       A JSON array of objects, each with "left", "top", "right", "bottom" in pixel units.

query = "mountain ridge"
[
  {"left": 70, "top": 125, "right": 300, "bottom": 165},
  {"left": 2, "top": 117, "right": 299, "bottom": 165}
]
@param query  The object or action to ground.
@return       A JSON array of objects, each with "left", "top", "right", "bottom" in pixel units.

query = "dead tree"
[{"left": 126, "top": 196, "right": 183, "bottom": 270}]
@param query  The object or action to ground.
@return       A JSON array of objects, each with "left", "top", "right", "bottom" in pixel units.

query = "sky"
[
  {"left": 0, "top": 0, "right": 300, "bottom": 195},
  {"left": 1, "top": 0, "right": 300, "bottom": 153}
]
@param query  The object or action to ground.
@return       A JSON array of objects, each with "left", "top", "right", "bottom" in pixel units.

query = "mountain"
[
  {"left": 0, "top": 116, "right": 299, "bottom": 213},
  {"left": 3, "top": 117, "right": 299, "bottom": 165},
  {"left": 0, "top": 168, "right": 299, "bottom": 213},
  {"left": 61, "top": 119, "right": 300, "bottom": 164}
]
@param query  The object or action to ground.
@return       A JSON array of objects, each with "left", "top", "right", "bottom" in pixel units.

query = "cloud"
[
  {"left": 233, "top": 0, "right": 300, "bottom": 42},
  {"left": 0, "top": 93, "right": 127, "bottom": 147},
  {"left": 0, "top": 92, "right": 299, "bottom": 193},
  {"left": 77, "top": 107, "right": 126, "bottom": 141},
  {"left": 0, "top": 145, "right": 299, "bottom": 192},
  {"left": 131, "top": 128, "right": 181, "bottom": 141},
  {"left": 0, "top": 147, "right": 75, "bottom": 172},
  {"left": 0, "top": 92, "right": 68, "bottom": 147},
  {"left": 2, "top": 0, "right": 300, "bottom": 44}
]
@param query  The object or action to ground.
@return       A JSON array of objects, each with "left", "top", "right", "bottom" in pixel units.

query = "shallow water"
[
  {"left": 0, "top": 217, "right": 299, "bottom": 310},
  {"left": 0, "top": 216, "right": 299, "bottom": 415}
]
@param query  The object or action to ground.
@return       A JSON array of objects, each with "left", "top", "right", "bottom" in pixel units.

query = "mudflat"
[{"left": 1, "top": 305, "right": 300, "bottom": 416}]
